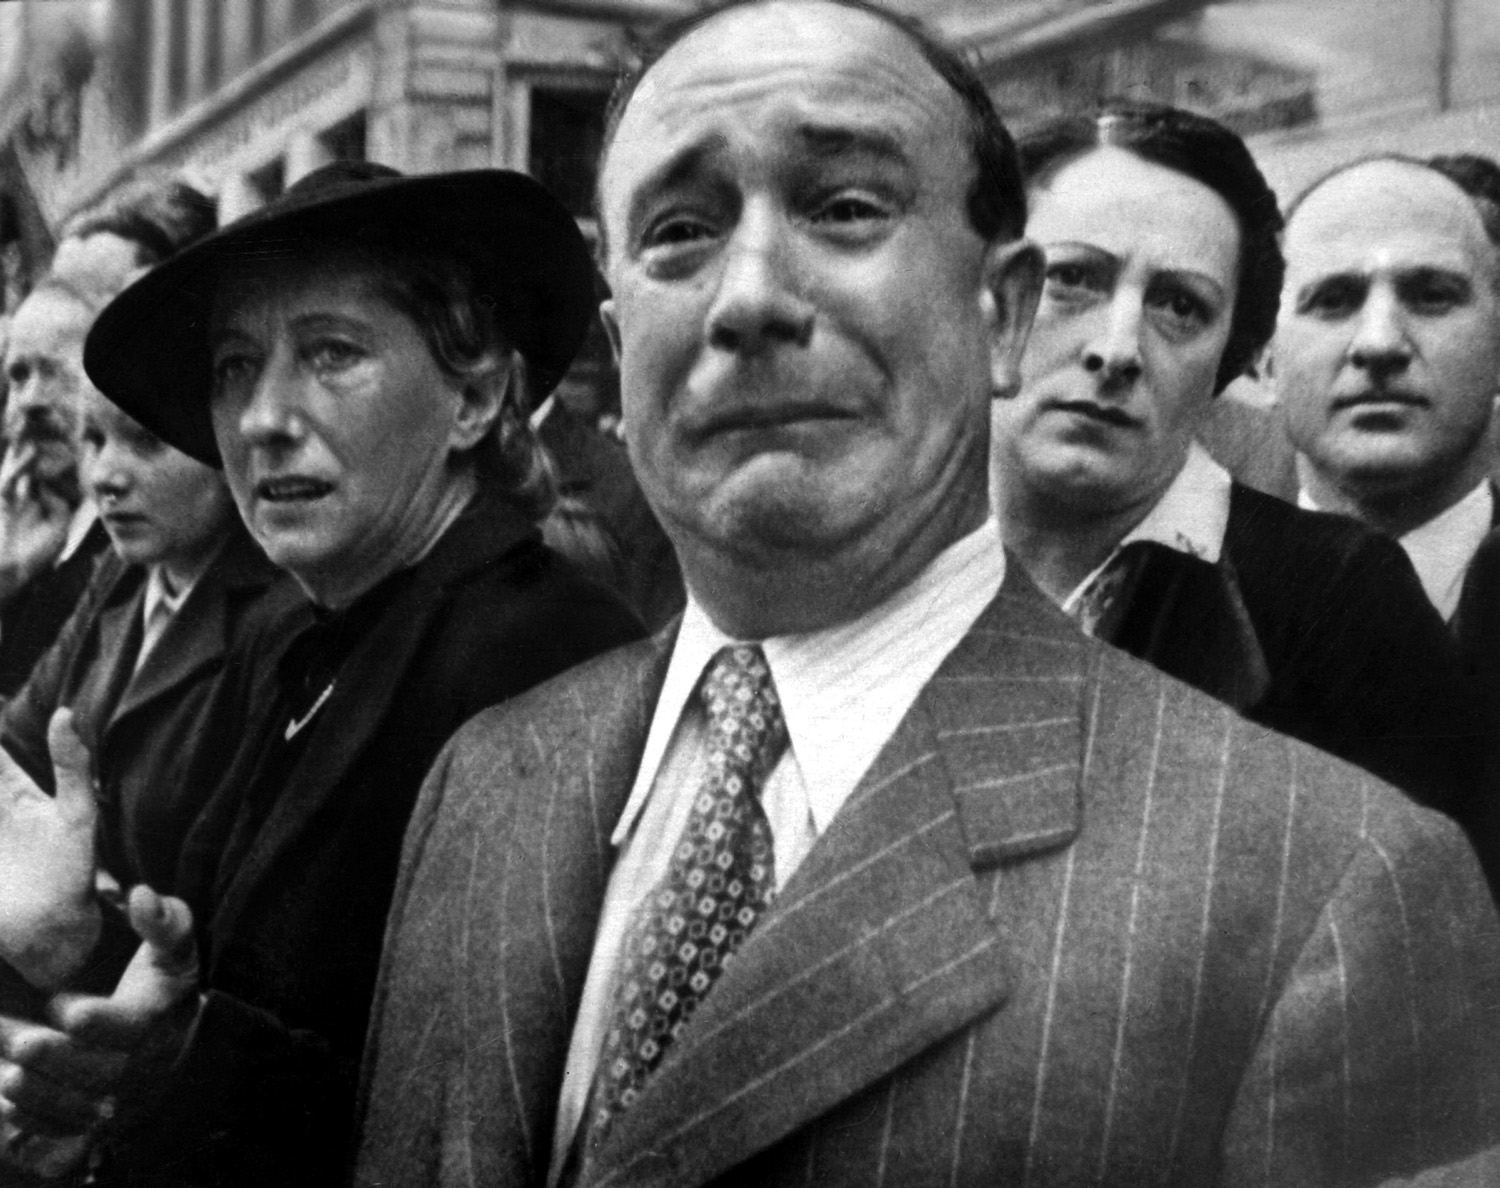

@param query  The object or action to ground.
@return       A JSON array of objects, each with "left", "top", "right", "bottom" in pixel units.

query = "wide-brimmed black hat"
[{"left": 83, "top": 161, "right": 598, "bottom": 466}]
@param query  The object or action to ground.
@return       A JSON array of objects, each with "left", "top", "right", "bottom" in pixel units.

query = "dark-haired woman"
[
  {"left": 0, "top": 163, "right": 641, "bottom": 1187},
  {"left": 991, "top": 102, "right": 1481, "bottom": 814}
]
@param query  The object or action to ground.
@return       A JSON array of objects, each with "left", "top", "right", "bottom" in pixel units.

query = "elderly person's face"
[
  {"left": 79, "top": 387, "right": 235, "bottom": 580},
  {"left": 2, "top": 285, "right": 92, "bottom": 500},
  {"left": 598, "top": 1, "right": 1034, "bottom": 611},
  {"left": 1273, "top": 161, "right": 1500, "bottom": 500},
  {"left": 207, "top": 254, "right": 495, "bottom": 604},
  {"left": 993, "top": 148, "right": 1240, "bottom": 516}
]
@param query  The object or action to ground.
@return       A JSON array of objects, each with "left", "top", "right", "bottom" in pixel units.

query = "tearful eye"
[
  {"left": 814, "top": 196, "right": 885, "bottom": 224},
  {"left": 641, "top": 214, "right": 716, "bottom": 250}
]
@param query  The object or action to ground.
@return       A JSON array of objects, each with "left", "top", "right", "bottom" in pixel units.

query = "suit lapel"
[
  {"left": 463, "top": 630, "right": 676, "bottom": 1184},
  {"left": 590, "top": 570, "right": 1091, "bottom": 1188}
]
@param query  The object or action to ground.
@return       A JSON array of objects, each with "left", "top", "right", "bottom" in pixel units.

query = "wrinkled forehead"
[
  {"left": 1285, "top": 161, "right": 1498, "bottom": 282},
  {"left": 599, "top": 1, "right": 970, "bottom": 244}
]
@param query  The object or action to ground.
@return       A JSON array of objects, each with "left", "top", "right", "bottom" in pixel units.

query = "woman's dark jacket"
[
  {"left": 96, "top": 495, "right": 643, "bottom": 1187},
  {"left": 0, "top": 527, "right": 298, "bottom": 892},
  {"left": 1094, "top": 482, "right": 1484, "bottom": 820}
]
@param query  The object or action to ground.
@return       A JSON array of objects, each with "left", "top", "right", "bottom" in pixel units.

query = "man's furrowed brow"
[
  {"left": 795, "top": 124, "right": 909, "bottom": 167},
  {"left": 623, "top": 136, "right": 728, "bottom": 231}
]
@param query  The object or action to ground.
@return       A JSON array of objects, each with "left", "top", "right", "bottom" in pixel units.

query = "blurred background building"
[{"left": 0, "top": 0, "right": 1497, "bottom": 405}]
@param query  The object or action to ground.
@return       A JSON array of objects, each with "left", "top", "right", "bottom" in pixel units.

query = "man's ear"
[
  {"left": 981, "top": 237, "right": 1044, "bottom": 400},
  {"left": 600, "top": 297, "right": 622, "bottom": 364},
  {"left": 449, "top": 352, "right": 513, "bottom": 452}
]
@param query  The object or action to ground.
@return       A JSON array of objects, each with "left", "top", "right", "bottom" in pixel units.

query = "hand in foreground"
[
  {"left": 0, "top": 443, "right": 71, "bottom": 602},
  {"left": 0, "top": 711, "right": 100, "bottom": 990},
  {"left": 0, "top": 887, "right": 201, "bottom": 1178}
]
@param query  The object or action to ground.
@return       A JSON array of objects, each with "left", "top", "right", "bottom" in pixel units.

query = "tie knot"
[{"left": 700, "top": 644, "right": 787, "bottom": 776}]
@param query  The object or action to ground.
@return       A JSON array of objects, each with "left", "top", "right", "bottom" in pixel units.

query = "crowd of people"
[{"left": 0, "top": 0, "right": 1498, "bottom": 1183}]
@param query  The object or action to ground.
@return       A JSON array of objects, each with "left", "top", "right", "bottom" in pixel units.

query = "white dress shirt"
[
  {"left": 1061, "top": 443, "right": 1233, "bottom": 618},
  {"left": 1298, "top": 480, "right": 1493, "bottom": 622},
  {"left": 548, "top": 519, "right": 1008, "bottom": 1176}
]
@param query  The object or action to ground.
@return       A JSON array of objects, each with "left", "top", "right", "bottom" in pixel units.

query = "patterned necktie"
[{"left": 586, "top": 643, "right": 788, "bottom": 1143}]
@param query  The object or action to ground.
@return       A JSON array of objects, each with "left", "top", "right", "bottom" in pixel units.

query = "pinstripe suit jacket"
[{"left": 354, "top": 569, "right": 1500, "bottom": 1188}]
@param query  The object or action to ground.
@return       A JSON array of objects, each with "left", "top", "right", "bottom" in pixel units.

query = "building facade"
[
  {"left": 0, "top": 0, "right": 1495, "bottom": 406},
  {"left": 0, "top": 0, "right": 682, "bottom": 309}
]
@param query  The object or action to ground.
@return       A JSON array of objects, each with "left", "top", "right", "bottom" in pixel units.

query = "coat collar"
[
  {"left": 207, "top": 494, "right": 541, "bottom": 942},
  {"left": 578, "top": 566, "right": 1091, "bottom": 1188}
]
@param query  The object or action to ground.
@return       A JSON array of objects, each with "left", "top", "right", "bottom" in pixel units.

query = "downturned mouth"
[
  {"left": 257, "top": 477, "right": 334, "bottom": 503},
  {"left": 1049, "top": 400, "right": 1139, "bottom": 428},
  {"left": 694, "top": 406, "right": 854, "bottom": 437}
]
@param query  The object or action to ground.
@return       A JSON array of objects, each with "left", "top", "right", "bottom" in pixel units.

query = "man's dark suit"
[{"left": 355, "top": 570, "right": 1500, "bottom": 1187}]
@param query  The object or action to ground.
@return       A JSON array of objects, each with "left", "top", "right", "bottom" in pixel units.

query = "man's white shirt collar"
[
  {"left": 1061, "top": 443, "right": 1232, "bottom": 615},
  {"left": 613, "top": 518, "right": 1008, "bottom": 848},
  {"left": 1300, "top": 480, "right": 1493, "bottom": 621}
]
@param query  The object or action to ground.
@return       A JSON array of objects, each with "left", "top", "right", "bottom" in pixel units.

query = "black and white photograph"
[{"left": 0, "top": 0, "right": 1498, "bottom": 1184}]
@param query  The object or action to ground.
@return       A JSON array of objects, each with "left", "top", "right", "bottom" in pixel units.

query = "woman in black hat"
[{"left": 0, "top": 162, "right": 641, "bottom": 1186}]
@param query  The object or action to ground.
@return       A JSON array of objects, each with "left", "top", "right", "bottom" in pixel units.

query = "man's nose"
[
  {"left": 706, "top": 205, "right": 814, "bottom": 355},
  {"left": 1081, "top": 291, "right": 1144, "bottom": 387},
  {"left": 1348, "top": 286, "right": 1412, "bottom": 377}
]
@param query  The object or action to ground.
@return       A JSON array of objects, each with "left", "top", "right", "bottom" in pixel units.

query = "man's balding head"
[
  {"left": 596, "top": 0, "right": 1040, "bottom": 636},
  {"left": 595, "top": 0, "right": 1025, "bottom": 265},
  {"left": 1274, "top": 157, "right": 1500, "bottom": 533}
]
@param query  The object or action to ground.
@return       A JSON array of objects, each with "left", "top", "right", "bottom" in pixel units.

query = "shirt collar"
[
  {"left": 1397, "top": 482, "right": 1492, "bottom": 621},
  {"left": 1062, "top": 442, "right": 1232, "bottom": 614},
  {"left": 142, "top": 546, "right": 218, "bottom": 625},
  {"left": 613, "top": 518, "right": 1007, "bottom": 846}
]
